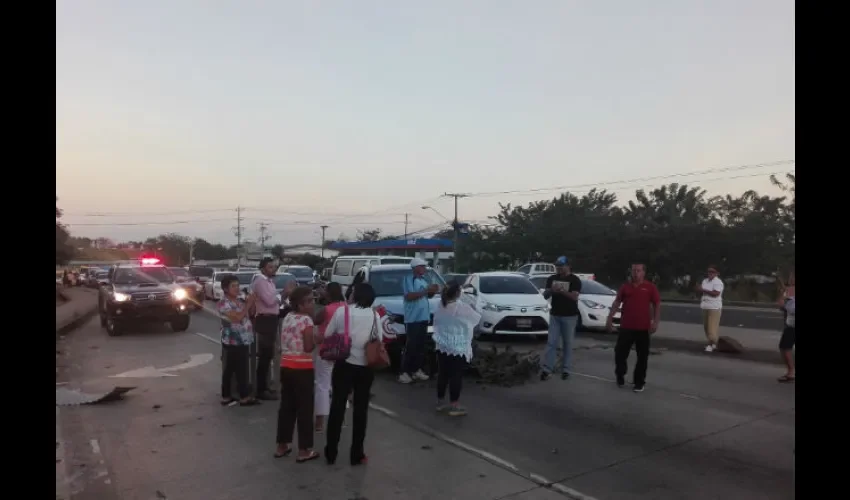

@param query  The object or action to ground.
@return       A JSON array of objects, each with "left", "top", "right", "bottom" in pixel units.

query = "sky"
[{"left": 56, "top": 0, "right": 795, "bottom": 247}]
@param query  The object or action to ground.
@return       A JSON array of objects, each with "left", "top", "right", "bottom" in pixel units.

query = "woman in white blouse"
[{"left": 322, "top": 283, "right": 382, "bottom": 466}]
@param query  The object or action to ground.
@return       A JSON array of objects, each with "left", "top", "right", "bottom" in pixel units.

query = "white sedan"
[
  {"left": 205, "top": 271, "right": 257, "bottom": 301},
  {"left": 530, "top": 276, "right": 621, "bottom": 331},
  {"left": 461, "top": 272, "right": 550, "bottom": 336}
]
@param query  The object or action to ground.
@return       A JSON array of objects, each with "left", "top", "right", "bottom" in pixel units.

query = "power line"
[{"left": 463, "top": 160, "right": 794, "bottom": 198}]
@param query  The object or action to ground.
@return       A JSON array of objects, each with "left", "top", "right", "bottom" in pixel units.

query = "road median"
[
  {"left": 56, "top": 287, "right": 99, "bottom": 339},
  {"left": 578, "top": 322, "right": 783, "bottom": 365},
  {"left": 660, "top": 296, "right": 777, "bottom": 309}
]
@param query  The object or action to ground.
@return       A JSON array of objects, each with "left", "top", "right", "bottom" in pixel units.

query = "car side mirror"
[{"left": 463, "top": 286, "right": 476, "bottom": 295}]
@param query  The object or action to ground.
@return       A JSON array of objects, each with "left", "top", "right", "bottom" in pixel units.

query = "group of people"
[
  {"left": 215, "top": 253, "right": 795, "bottom": 466},
  {"left": 215, "top": 256, "right": 483, "bottom": 466},
  {"left": 537, "top": 257, "right": 795, "bottom": 390},
  {"left": 696, "top": 265, "right": 796, "bottom": 382}
]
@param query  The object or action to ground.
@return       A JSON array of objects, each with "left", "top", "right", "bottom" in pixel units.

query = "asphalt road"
[
  {"left": 659, "top": 302, "right": 783, "bottom": 331},
  {"left": 56, "top": 307, "right": 795, "bottom": 500}
]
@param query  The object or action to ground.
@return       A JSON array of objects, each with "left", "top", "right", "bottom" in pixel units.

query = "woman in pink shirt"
[{"left": 313, "top": 282, "right": 346, "bottom": 433}]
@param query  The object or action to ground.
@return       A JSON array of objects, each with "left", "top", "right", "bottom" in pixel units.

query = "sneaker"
[
  {"left": 633, "top": 384, "right": 645, "bottom": 393},
  {"left": 398, "top": 373, "right": 413, "bottom": 384},
  {"left": 540, "top": 372, "right": 550, "bottom": 381},
  {"left": 704, "top": 345, "right": 715, "bottom": 353},
  {"left": 561, "top": 372, "right": 570, "bottom": 381},
  {"left": 436, "top": 400, "right": 451, "bottom": 413},
  {"left": 413, "top": 370, "right": 430, "bottom": 381},
  {"left": 447, "top": 405, "right": 467, "bottom": 417},
  {"left": 616, "top": 376, "right": 625, "bottom": 388}
]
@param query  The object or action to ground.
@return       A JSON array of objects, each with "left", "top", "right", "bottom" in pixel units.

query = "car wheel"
[
  {"left": 105, "top": 314, "right": 123, "bottom": 337},
  {"left": 170, "top": 315, "right": 190, "bottom": 332}
]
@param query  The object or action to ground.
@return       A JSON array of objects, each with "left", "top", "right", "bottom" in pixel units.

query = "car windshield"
[
  {"left": 232, "top": 273, "right": 256, "bottom": 285},
  {"left": 169, "top": 268, "right": 189, "bottom": 277},
  {"left": 287, "top": 268, "right": 313, "bottom": 278},
  {"left": 580, "top": 280, "right": 616, "bottom": 296},
  {"left": 273, "top": 274, "right": 297, "bottom": 289},
  {"left": 112, "top": 267, "right": 174, "bottom": 285},
  {"left": 188, "top": 266, "right": 214, "bottom": 278},
  {"left": 379, "top": 258, "right": 412, "bottom": 265},
  {"left": 370, "top": 269, "right": 446, "bottom": 297},
  {"left": 96, "top": 272, "right": 108, "bottom": 279},
  {"left": 480, "top": 276, "right": 541, "bottom": 295},
  {"left": 444, "top": 274, "right": 468, "bottom": 286},
  {"left": 530, "top": 277, "right": 548, "bottom": 289}
]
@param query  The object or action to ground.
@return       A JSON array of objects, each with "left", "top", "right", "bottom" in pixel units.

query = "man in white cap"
[{"left": 399, "top": 258, "right": 439, "bottom": 384}]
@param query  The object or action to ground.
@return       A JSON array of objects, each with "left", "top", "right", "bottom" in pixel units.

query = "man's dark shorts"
[{"left": 779, "top": 326, "right": 795, "bottom": 351}]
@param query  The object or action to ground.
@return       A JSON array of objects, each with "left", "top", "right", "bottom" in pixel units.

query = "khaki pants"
[{"left": 702, "top": 309, "right": 722, "bottom": 344}]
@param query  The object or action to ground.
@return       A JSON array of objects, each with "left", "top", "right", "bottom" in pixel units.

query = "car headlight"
[
  {"left": 581, "top": 299, "right": 607, "bottom": 310},
  {"left": 113, "top": 292, "right": 130, "bottom": 302},
  {"left": 482, "top": 302, "right": 500, "bottom": 312},
  {"left": 173, "top": 288, "right": 188, "bottom": 300}
]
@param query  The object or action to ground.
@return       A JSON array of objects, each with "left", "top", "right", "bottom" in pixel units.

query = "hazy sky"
[{"left": 57, "top": 0, "right": 795, "bottom": 246}]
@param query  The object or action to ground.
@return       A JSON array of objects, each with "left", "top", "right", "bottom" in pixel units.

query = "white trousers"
[{"left": 313, "top": 353, "right": 334, "bottom": 416}]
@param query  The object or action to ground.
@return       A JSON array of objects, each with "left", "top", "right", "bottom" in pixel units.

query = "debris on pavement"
[
  {"left": 470, "top": 344, "right": 540, "bottom": 387},
  {"left": 55, "top": 386, "right": 136, "bottom": 406}
]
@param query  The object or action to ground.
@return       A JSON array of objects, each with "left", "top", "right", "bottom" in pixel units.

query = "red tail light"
[{"left": 140, "top": 257, "right": 161, "bottom": 266}]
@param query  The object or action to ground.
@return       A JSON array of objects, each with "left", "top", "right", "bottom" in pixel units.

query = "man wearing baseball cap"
[
  {"left": 399, "top": 258, "right": 439, "bottom": 384},
  {"left": 540, "top": 256, "right": 582, "bottom": 381}
]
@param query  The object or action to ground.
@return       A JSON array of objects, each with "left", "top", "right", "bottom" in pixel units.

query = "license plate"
[{"left": 516, "top": 319, "right": 532, "bottom": 329}]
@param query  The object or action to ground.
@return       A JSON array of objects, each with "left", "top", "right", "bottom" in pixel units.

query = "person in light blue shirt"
[{"left": 399, "top": 258, "right": 438, "bottom": 384}]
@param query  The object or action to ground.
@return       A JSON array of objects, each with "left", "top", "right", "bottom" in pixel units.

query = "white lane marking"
[
  {"left": 108, "top": 353, "right": 213, "bottom": 378},
  {"left": 550, "top": 482, "right": 601, "bottom": 500},
  {"left": 570, "top": 371, "right": 614, "bottom": 383},
  {"left": 109, "top": 366, "right": 178, "bottom": 378},
  {"left": 89, "top": 439, "right": 100, "bottom": 455},
  {"left": 193, "top": 332, "right": 219, "bottom": 345},
  {"left": 368, "top": 401, "right": 598, "bottom": 500},
  {"left": 160, "top": 353, "right": 215, "bottom": 372},
  {"left": 89, "top": 438, "right": 112, "bottom": 485},
  {"left": 679, "top": 393, "right": 699, "bottom": 400}
]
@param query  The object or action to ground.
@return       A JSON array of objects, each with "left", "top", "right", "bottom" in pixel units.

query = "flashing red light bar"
[{"left": 140, "top": 257, "right": 161, "bottom": 266}]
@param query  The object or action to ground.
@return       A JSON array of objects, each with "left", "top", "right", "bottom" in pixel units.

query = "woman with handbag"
[
  {"left": 323, "top": 283, "right": 385, "bottom": 466},
  {"left": 312, "top": 282, "right": 346, "bottom": 433}
]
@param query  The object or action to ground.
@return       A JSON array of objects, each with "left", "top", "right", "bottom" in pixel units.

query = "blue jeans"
[{"left": 542, "top": 315, "right": 578, "bottom": 375}]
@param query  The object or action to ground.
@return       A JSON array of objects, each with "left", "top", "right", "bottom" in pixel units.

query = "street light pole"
[{"left": 442, "top": 193, "right": 469, "bottom": 272}]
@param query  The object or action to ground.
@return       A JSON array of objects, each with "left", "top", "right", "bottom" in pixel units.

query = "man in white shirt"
[{"left": 697, "top": 265, "right": 724, "bottom": 352}]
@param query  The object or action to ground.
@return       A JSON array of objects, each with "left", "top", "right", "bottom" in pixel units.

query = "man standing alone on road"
[
  {"left": 698, "top": 265, "right": 724, "bottom": 353},
  {"left": 399, "top": 258, "right": 439, "bottom": 384},
  {"left": 540, "top": 256, "right": 582, "bottom": 381},
  {"left": 607, "top": 263, "right": 660, "bottom": 392},
  {"left": 251, "top": 257, "right": 281, "bottom": 400}
]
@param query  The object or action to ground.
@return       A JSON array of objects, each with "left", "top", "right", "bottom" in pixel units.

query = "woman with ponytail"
[{"left": 431, "top": 283, "right": 481, "bottom": 416}]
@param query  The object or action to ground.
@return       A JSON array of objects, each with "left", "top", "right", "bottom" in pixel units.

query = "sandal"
[
  {"left": 296, "top": 451, "right": 320, "bottom": 463},
  {"left": 274, "top": 447, "right": 293, "bottom": 458},
  {"left": 777, "top": 375, "right": 796, "bottom": 383}
]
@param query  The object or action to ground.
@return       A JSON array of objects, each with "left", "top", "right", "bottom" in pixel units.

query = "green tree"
[
  {"left": 56, "top": 198, "right": 74, "bottom": 265},
  {"left": 270, "top": 244, "right": 285, "bottom": 260},
  {"left": 356, "top": 228, "right": 382, "bottom": 241}
]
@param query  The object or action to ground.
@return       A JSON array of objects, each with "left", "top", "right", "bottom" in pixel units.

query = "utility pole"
[
  {"left": 188, "top": 239, "right": 195, "bottom": 265},
  {"left": 403, "top": 213, "right": 410, "bottom": 239},
  {"left": 233, "top": 206, "right": 245, "bottom": 265},
  {"left": 443, "top": 193, "right": 470, "bottom": 272},
  {"left": 257, "top": 222, "right": 271, "bottom": 253},
  {"left": 320, "top": 225, "right": 329, "bottom": 259}
]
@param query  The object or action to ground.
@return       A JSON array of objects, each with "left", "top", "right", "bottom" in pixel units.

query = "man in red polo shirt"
[{"left": 606, "top": 263, "right": 661, "bottom": 392}]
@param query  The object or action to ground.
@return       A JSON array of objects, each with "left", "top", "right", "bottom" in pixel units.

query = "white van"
[
  {"left": 330, "top": 255, "right": 414, "bottom": 288},
  {"left": 516, "top": 263, "right": 556, "bottom": 278}
]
